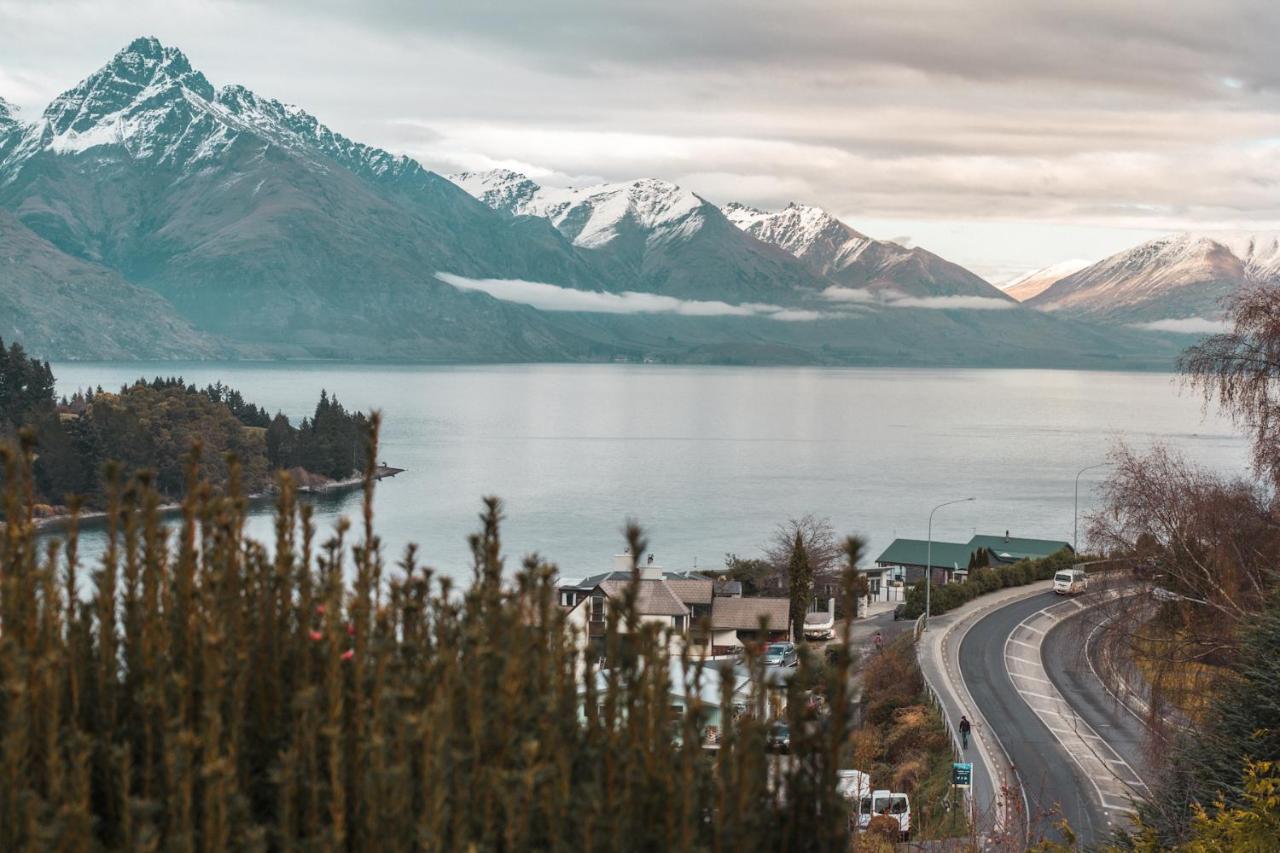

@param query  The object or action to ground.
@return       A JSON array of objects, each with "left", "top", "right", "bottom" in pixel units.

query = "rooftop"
[
  {"left": 874, "top": 533, "right": 1073, "bottom": 569},
  {"left": 710, "top": 596, "right": 790, "bottom": 631},
  {"left": 597, "top": 578, "right": 689, "bottom": 617}
]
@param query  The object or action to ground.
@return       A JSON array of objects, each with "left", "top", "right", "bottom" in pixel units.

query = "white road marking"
[{"left": 1001, "top": 596, "right": 1147, "bottom": 828}]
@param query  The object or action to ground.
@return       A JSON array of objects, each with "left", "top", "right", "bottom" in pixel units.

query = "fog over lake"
[{"left": 51, "top": 363, "right": 1247, "bottom": 583}]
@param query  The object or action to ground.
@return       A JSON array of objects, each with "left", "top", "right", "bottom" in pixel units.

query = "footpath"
[{"left": 915, "top": 580, "right": 1053, "bottom": 844}]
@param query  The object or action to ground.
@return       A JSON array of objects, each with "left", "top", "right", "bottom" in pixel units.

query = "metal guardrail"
[{"left": 911, "top": 620, "right": 974, "bottom": 824}]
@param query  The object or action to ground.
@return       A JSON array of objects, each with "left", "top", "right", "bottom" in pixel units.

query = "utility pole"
[
  {"left": 925, "top": 497, "right": 975, "bottom": 629},
  {"left": 1074, "top": 463, "right": 1110, "bottom": 552}
]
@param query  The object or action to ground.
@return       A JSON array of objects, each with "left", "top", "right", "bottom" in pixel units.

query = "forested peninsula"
[{"left": 0, "top": 339, "right": 372, "bottom": 515}]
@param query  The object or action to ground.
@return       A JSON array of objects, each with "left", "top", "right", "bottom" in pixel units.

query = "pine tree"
[{"left": 787, "top": 531, "right": 812, "bottom": 643}]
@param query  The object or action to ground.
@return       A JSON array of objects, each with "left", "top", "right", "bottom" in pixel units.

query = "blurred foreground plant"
[{"left": 0, "top": 417, "right": 863, "bottom": 851}]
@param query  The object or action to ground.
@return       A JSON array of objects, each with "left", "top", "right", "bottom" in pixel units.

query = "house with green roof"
[{"left": 869, "top": 531, "right": 1072, "bottom": 591}]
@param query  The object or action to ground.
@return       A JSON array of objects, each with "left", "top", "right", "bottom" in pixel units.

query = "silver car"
[{"left": 762, "top": 642, "right": 798, "bottom": 667}]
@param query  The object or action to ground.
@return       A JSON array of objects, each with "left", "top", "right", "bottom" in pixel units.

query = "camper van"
[{"left": 1053, "top": 568, "right": 1088, "bottom": 595}]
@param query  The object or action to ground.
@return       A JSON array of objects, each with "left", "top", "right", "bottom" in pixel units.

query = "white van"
[
  {"left": 858, "top": 789, "right": 911, "bottom": 841},
  {"left": 1053, "top": 568, "right": 1088, "bottom": 595}
]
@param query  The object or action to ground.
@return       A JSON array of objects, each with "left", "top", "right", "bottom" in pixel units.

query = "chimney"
[
  {"left": 639, "top": 555, "right": 663, "bottom": 581},
  {"left": 613, "top": 551, "right": 633, "bottom": 573}
]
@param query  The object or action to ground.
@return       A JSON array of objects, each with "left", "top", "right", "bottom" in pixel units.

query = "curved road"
[{"left": 959, "top": 591, "right": 1150, "bottom": 848}]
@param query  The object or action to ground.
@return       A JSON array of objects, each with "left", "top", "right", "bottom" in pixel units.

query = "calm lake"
[{"left": 50, "top": 363, "right": 1247, "bottom": 583}]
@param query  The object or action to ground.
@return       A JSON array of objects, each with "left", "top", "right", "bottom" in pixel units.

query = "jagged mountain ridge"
[
  {"left": 0, "top": 37, "right": 606, "bottom": 359},
  {"left": 722, "top": 201, "right": 1010, "bottom": 300},
  {"left": 450, "top": 169, "right": 829, "bottom": 303},
  {"left": 0, "top": 37, "right": 1195, "bottom": 367},
  {"left": 1028, "top": 232, "right": 1280, "bottom": 324}
]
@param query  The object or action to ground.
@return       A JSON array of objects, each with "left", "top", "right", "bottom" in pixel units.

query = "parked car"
[
  {"left": 766, "top": 721, "right": 791, "bottom": 753},
  {"left": 762, "top": 642, "right": 798, "bottom": 667},
  {"left": 893, "top": 603, "right": 908, "bottom": 621},
  {"left": 1053, "top": 568, "right": 1088, "bottom": 595}
]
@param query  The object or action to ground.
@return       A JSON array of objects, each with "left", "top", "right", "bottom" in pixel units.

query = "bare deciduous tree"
[
  {"left": 1182, "top": 284, "right": 1280, "bottom": 484},
  {"left": 762, "top": 513, "right": 841, "bottom": 593}
]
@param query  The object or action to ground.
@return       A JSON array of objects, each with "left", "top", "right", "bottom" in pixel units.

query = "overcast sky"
[{"left": 2, "top": 0, "right": 1278, "bottom": 281}]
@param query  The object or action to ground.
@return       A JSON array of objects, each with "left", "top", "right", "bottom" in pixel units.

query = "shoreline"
[{"left": 27, "top": 465, "right": 404, "bottom": 533}]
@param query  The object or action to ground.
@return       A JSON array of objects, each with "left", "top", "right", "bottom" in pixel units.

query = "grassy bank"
[{"left": 854, "top": 637, "right": 970, "bottom": 843}]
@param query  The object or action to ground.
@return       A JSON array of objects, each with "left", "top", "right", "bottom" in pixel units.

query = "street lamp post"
[
  {"left": 925, "top": 497, "right": 976, "bottom": 629},
  {"left": 1074, "top": 463, "right": 1110, "bottom": 552}
]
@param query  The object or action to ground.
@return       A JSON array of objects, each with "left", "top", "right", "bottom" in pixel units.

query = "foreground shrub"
[{"left": 0, "top": 424, "right": 871, "bottom": 851}]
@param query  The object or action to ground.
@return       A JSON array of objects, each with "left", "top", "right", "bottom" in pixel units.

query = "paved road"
[
  {"left": 1042, "top": 601, "right": 1153, "bottom": 792},
  {"left": 960, "top": 592, "right": 1112, "bottom": 847}
]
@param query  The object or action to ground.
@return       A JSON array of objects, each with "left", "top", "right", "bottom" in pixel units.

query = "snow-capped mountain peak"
[
  {"left": 450, "top": 170, "right": 709, "bottom": 249},
  {"left": 1001, "top": 259, "right": 1091, "bottom": 302},
  {"left": 451, "top": 168, "right": 544, "bottom": 215},
  {"left": 724, "top": 200, "right": 867, "bottom": 261},
  {"left": 723, "top": 199, "right": 1008, "bottom": 300},
  {"left": 0, "top": 37, "right": 434, "bottom": 187},
  {"left": 42, "top": 37, "right": 214, "bottom": 138},
  {"left": 1027, "top": 230, "right": 1280, "bottom": 324}
]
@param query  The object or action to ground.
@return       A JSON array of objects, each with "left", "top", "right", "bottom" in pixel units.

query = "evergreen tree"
[{"left": 787, "top": 531, "right": 812, "bottom": 642}]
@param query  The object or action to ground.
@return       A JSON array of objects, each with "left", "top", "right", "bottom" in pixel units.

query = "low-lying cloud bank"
[
  {"left": 820, "top": 286, "right": 1014, "bottom": 311},
  {"left": 435, "top": 272, "right": 827, "bottom": 321},
  {"left": 1130, "top": 317, "right": 1230, "bottom": 334}
]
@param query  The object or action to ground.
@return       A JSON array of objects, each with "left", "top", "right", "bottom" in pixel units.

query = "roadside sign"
[{"left": 952, "top": 762, "right": 972, "bottom": 787}]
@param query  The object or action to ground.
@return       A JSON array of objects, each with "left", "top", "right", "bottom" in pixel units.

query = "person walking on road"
[
  {"left": 959, "top": 715, "right": 971, "bottom": 750},
  {"left": 873, "top": 631, "right": 883, "bottom": 653}
]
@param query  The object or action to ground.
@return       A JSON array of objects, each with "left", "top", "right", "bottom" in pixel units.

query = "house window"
[
  {"left": 673, "top": 615, "right": 687, "bottom": 632},
  {"left": 691, "top": 603, "right": 711, "bottom": 620},
  {"left": 591, "top": 594, "right": 605, "bottom": 622}
]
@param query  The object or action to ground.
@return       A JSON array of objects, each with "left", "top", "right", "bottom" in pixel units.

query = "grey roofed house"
[
  {"left": 664, "top": 578, "right": 714, "bottom": 605},
  {"left": 597, "top": 577, "right": 689, "bottom": 617},
  {"left": 710, "top": 596, "right": 790, "bottom": 631}
]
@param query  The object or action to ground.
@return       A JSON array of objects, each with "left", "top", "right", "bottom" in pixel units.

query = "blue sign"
[{"left": 952, "top": 762, "right": 973, "bottom": 787}]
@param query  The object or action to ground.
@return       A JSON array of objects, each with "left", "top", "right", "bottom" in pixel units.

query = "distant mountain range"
[
  {"left": 0, "top": 37, "right": 1237, "bottom": 367},
  {"left": 1023, "top": 233, "right": 1280, "bottom": 330}
]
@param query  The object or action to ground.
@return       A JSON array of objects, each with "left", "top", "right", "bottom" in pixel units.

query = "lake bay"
[{"left": 51, "top": 363, "right": 1247, "bottom": 582}]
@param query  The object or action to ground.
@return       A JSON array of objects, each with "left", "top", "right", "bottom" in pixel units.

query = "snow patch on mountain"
[{"left": 1001, "top": 259, "right": 1091, "bottom": 302}]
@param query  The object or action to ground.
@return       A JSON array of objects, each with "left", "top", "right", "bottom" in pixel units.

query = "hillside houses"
[{"left": 560, "top": 554, "right": 793, "bottom": 658}]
